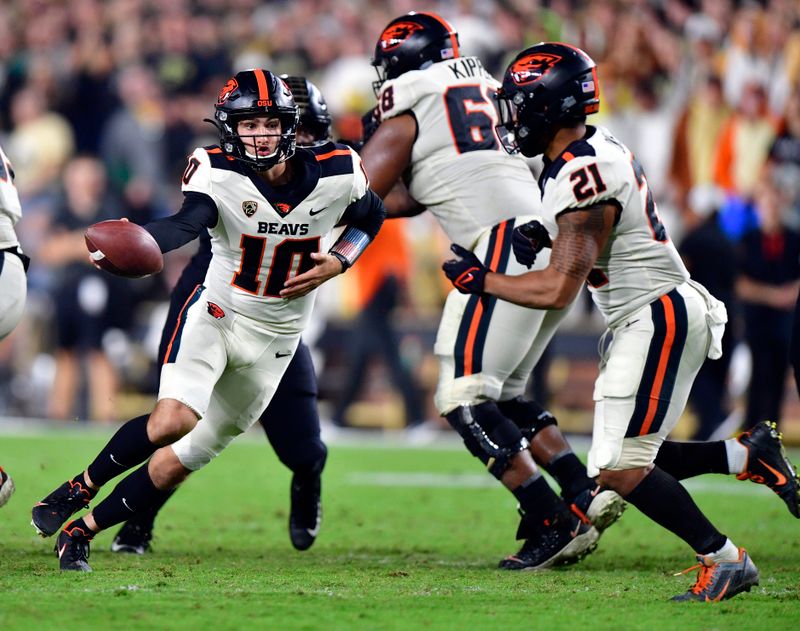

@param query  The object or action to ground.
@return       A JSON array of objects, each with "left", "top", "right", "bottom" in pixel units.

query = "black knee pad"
[
  {"left": 445, "top": 402, "right": 528, "bottom": 479},
  {"left": 497, "top": 397, "right": 557, "bottom": 441}
]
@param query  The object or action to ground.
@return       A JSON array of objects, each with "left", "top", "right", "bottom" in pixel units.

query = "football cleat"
[
  {"left": 672, "top": 548, "right": 759, "bottom": 602},
  {"left": 111, "top": 518, "right": 154, "bottom": 555},
  {"left": 570, "top": 485, "right": 627, "bottom": 532},
  {"left": 0, "top": 466, "right": 15, "bottom": 508},
  {"left": 31, "top": 478, "right": 95, "bottom": 537},
  {"left": 56, "top": 520, "right": 94, "bottom": 572},
  {"left": 289, "top": 470, "right": 322, "bottom": 551},
  {"left": 499, "top": 511, "right": 599, "bottom": 570},
  {"left": 737, "top": 421, "right": 800, "bottom": 518}
]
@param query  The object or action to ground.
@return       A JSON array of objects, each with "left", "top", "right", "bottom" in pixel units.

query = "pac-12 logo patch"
[
  {"left": 242, "top": 200, "right": 258, "bottom": 217},
  {"left": 510, "top": 52, "right": 562, "bottom": 85},
  {"left": 207, "top": 302, "right": 225, "bottom": 319}
]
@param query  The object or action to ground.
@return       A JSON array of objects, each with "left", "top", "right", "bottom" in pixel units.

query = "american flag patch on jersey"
[
  {"left": 581, "top": 80, "right": 595, "bottom": 93},
  {"left": 441, "top": 48, "right": 455, "bottom": 60}
]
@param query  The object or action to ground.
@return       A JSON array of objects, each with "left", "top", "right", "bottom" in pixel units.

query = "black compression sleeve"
[
  {"left": 337, "top": 189, "right": 386, "bottom": 239},
  {"left": 144, "top": 192, "right": 219, "bottom": 253}
]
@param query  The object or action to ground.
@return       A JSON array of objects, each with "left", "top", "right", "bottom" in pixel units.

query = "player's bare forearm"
[
  {"left": 279, "top": 253, "right": 343, "bottom": 299},
  {"left": 360, "top": 114, "right": 416, "bottom": 198},
  {"left": 484, "top": 204, "right": 615, "bottom": 309},
  {"left": 484, "top": 266, "right": 579, "bottom": 310},
  {"left": 384, "top": 182, "right": 426, "bottom": 218}
]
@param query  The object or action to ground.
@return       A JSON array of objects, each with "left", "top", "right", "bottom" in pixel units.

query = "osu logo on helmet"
[
  {"left": 510, "top": 53, "right": 563, "bottom": 85},
  {"left": 379, "top": 21, "right": 424, "bottom": 51},
  {"left": 217, "top": 78, "right": 238, "bottom": 105}
]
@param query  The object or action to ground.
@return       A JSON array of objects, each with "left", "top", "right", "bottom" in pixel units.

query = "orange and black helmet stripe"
[
  {"left": 418, "top": 11, "right": 459, "bottom": 57},
  {"left": 253, "top": 68, "right": 270, "bottom": 101}
]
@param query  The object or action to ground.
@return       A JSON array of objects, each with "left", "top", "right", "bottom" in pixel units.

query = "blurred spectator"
[
  {"left": 37, "top": 156, "right": 130, "bottom": 422},
  {"left": 5, "top": 87, "right": 74, "bottom": 198},
  {"left": 713, "top": 82, "right": 777, "bottom": 197},
  {"left": 99, "top": 64, "right": 169, "bottom": 213},
  {"left": 670, "top": 74, "right": 730, "bottom": 215},
  {"left": 765, "top": 86, "right": 800, "bottom": 229},
  {"left": 679, "top": 185, "right": 739, "bottom": 439},
  {"left": 332, "top": 219, "right": 424, "bottom": 428},
  {"left": 736, "top": 181, "right": 800, "bottom": 430}
]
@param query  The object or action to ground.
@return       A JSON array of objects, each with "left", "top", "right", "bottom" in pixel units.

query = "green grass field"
[{"left": 1, "top": 430, "right": 799, "bottom": 630}]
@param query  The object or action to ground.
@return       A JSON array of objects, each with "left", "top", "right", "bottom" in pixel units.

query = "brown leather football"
[{"left": 85, "top": 220, "right": 164, "bottom": 278}]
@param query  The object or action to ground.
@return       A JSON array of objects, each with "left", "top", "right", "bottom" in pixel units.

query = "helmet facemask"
[
  {"left": 495, "top": 87, "right": 553, "bottom": 158},
  {"left": 216, "top": 110, "right": 298, "bottom": 171}
]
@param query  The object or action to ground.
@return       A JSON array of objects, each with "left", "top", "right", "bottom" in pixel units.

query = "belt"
[{"left": 1, "top": 246, "right": 30, "bottom": 272}]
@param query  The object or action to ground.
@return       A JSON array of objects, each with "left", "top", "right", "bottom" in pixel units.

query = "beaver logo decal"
[
  {"left": 217, "top": 77, "right": 239, "bottom": 105},
  {"left": 379, "top": 21, "right": 424, "bottom": 51},
  {"left": 510, "top": 53, "right": 563, "bottom": 86}
]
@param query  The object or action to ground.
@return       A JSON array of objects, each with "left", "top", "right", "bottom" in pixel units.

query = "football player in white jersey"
[
  {"left": 109, "top": 76, "right": 335, "bottom": 556},
  {"left": 0, "top": 142, "right": 27, "bottom": 508},
  {"left": 443, "top": 43, "right": 765, "bottom": 601},
  {"left": 33, "top": 70, "right": 386, "bottom": 571},
  {"left": 360, "top": 12, "right": 622, "bottom": 570}
]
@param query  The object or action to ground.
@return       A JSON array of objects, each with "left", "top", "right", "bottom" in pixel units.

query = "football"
[{"left": 84, "top": 220, "right": 164, "bottom": 278}]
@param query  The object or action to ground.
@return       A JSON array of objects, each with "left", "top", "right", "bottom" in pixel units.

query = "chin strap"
[{"left": 328, "top": 226, "right": 371, "bottom": 271}]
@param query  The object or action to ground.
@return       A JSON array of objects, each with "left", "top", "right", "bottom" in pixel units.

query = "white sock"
[
  {"left": 704, "top": 538, "right": 740, "bottom": 563},
  {"left": 724, "top": 439, "right": 748, "bottom": 475}
]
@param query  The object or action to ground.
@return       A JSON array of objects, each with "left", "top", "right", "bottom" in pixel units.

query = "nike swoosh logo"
[
  {"left": 570, "top": 526, "right": 581, "bottom": 538},
  {"left": 58, "top": 544, "right": 67, "bottom": 558},
  {"left": 308, "top": 207, "right": 326, "bottom": 216},
  {"left": 275, "top": 351, "right": 292, "bottom": 358},
  {"left": 758, "top": 458, "right": 787, "bottom": 486},
  {"left": 110, "top": 453, "right": 123, "bottom": 466},
  {"left": 624, "top": 319, "right": 640, "bottom": 328},
  {"left": 122, "top": 498, "right": 134, "bottom": 512}
]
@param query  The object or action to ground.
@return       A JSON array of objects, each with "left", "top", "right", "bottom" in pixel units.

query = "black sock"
[
  {"left": 129, "top": 488, "right": 175, "bottom": 529},
  {"left": 625, "top": 466, "right": 727, "bottom": 555},
  {"left": 654, "top": 441, "right": 729, "bottom": 480},
  {"left": 544, "top": 451, "right": 595, "bottom": 501},
  {"left": 87, "top": 415, "right": 157, "bottom": 487},
  {"left": 64, "top": 516, "right": 95, "bottom": 539},
  {"left": 92, "top": 464, "right": 172, "bottom": 531},
  {"left": 513, "top": 474, "right": 566, "bottom": 522}
]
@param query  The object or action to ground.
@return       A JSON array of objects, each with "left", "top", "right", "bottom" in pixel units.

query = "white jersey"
[
  {"left": 377, "top": 56, "right": 541, "bottom": 249},
  {"left": 181, "top": 142, "right": 368, "bottom": 333},
  {"left": 0, "top": 144, "right": 22, "bottom": 249},
  {"left": 540, "top": 126, "right": 689, "bottom": 327}
]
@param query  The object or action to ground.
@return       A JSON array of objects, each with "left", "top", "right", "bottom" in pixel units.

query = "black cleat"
[
  {"left": 672, "top": 548, "right": 759, "bottom": 602},
  {"left": 499, "top": 510, "right": 599, "bottom": 570},
  {"left": 0, "top": 466, "right": 14, "bottom": 508},
  {"left": 289, "top": 471, "right": 322, "bottom": 551},
  {"left": 737, "top": 421, "right": 800, "bottom": 518},
  {"left": 570, "top": 485, "right": 627, "bottom": 532},
  {"left": 32, "top": 478, "right": 95, "bottom": 537},
  {"left": 56, "top": 520, "right": 94, "bottom": 572},
  {"left": 111, "top": 518, "right": 153, "bottom": 555}
]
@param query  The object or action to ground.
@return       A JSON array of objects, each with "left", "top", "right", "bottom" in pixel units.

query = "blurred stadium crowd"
[{"left": 0, "top": 0, "right": 799, "bottom": 438}]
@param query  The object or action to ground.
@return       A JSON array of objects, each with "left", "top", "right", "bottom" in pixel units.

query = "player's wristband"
[{"left": 328, "top": 226, "right": 371, "bottom": 271}]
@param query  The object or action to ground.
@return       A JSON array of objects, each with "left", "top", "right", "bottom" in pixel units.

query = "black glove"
[
  {"left": 361, "top": 107, "right": 381, "bottom": 144},
  {"left": 511, "top": 220, "right": 552, "bottom": 268},
  {"left": 442, "top": 244, "right": 488, "bottom": 294}
]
